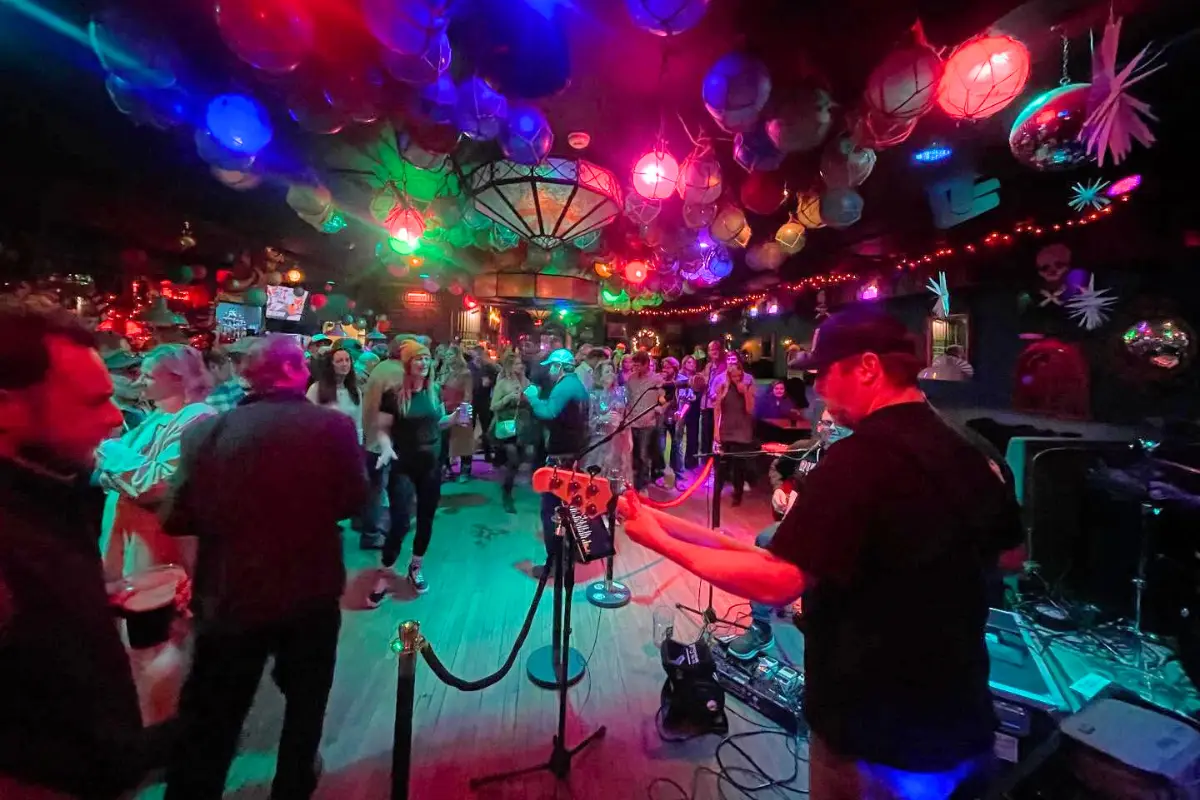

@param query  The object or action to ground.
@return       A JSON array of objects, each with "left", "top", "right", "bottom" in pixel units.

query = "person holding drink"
[{"left": 370, "top": 340, "right": 473, "bottom": 602}]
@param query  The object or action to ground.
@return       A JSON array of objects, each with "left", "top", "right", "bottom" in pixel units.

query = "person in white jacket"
[{"left": 96, "top": 344, "right": 217, "bottom": 581}]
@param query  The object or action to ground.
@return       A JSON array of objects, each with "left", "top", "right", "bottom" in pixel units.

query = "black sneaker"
[
  {"left": 366, "top": 585, "right": 388, "bottom": 608},
  {"left": 408, "top": 562, "right": 428, "bottom": 594},
  {"left": 359, "top": 532, "right": 384, "bottom": 550},
  {"left": 726, "top": 623, "right": 774, "bottom": 660}
]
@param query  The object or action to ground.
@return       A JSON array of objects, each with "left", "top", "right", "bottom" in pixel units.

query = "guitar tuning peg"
[
  {"left": 550, "top": 477, "right": 563, "bottom": 489},
  {"left": 585, "top": 503, "right": 597, "bottom": 516},
  {"left": 586, "top": 465, "right": 602, "bottom": 477},
  {"left": 568, "top": 480, "right": 581, "bottom": 493},
  {"left": 570, "top": 495, "right": 583, "bottom": 507},
  {"left": 586, "top": 483, "right": 600, "bottom": 496}
]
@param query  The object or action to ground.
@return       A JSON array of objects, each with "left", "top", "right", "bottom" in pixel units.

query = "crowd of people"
[{"left": 0, "top": 303, "right": 805, "bottom": 799}]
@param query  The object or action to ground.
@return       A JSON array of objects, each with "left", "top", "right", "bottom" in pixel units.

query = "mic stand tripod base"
[
  {"left": 586, "top": 580, "right": 631, "bottom": 608},
  {"left": 526, "top": 645, "right": 586, "bottom": 689}
]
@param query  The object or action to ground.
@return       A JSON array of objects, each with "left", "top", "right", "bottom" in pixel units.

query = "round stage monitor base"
[
  {"left": 586, "top": 579, "right": 631, "bottom": 609},
  {"left": 526, "top": 645, "right": 586, "bottom": 689}
]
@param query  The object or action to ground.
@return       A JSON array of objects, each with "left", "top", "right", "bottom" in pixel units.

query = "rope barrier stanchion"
[{"left": 389, "top": 620, "right": 423, "bottom": 800}]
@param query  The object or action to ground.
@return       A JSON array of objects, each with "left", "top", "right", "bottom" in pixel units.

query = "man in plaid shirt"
[{"left": 204, "top": 346, "right": 248, "bottom": 412}]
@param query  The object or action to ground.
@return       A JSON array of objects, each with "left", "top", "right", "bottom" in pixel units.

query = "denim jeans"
[
  {"left": 383, "top": 452, "right": 442, "bottom": 564},
  {"left": 359, "top": 449, "right": 388, "bottom": 535},
  {"left": 750, "top": 523, "right": 781, "bottom": 626},
  {"left": 657, "top": 420, "right": 683, "bottom": 476},
  {"left": 631, "top": 427, "right": 656, "bottom": 491}
]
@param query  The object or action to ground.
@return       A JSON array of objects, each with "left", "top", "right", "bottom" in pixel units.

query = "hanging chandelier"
[{"left": 467, "top": 158, "right": 622, "bottom": 250}]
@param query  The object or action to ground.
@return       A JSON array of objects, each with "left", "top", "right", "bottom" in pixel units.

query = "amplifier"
[
  {"left": 711, "top": 642, "right": 806, "bottom": 734},
  {"left": 987, "top": 609, "right": 1071, "bottom": 788}
]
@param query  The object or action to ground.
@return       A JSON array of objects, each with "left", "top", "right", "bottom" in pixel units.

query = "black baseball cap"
[{"left": 792, "top": 306, "right": 916, "bottom": 373}]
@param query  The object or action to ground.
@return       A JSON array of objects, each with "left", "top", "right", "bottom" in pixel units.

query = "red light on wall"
[
  {"left": 625, "top": 260, "right": 649, "bottom": 284},
  {"left": 463, "top": 294, "right": 479, "bottom": 310}
]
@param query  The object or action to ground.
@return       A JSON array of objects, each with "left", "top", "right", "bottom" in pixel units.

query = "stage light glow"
[
  {"left": 912, "top": 144, "right": 953, "bottom": 164},
  {"left": 1107, "top": 174, "right": 1142, "bottom": 197}
]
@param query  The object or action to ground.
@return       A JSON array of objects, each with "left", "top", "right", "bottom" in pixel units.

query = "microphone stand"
[{"left": 524, "top": 385, "right": 665, "bottom": 688}]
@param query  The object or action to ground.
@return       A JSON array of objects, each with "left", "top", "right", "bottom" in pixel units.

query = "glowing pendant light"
[{"left": 632, "top": 149, "right": 679, "bottom": 200}]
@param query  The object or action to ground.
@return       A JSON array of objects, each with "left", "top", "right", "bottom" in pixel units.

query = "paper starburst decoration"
[
  {"left": 1066, "top": 275, "right": 1118, "bottom": 331},
  {"left": 1069, "top": 179, "right": 1111, "bottom": 212},
  {"left": 1082, "top": 15, "right": 1166, "bottom": 167},
  {"left": 926, "top": 271, "right": 950, "bottom": 318}
]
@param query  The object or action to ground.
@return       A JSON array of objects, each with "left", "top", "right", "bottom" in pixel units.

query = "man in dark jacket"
[
  {"left": 524, "top": 348, "right": 590, "bottom": 565},
  {"left": 0, "top": 307, "right": 140, "bottom": 799},
  {"left": 162, "top": 335, "right": 367, "bottom": 800}
]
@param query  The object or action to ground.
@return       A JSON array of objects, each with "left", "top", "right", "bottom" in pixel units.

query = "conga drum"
[{"left": 108, "top": 564, "right": 188, "bottom": 649}]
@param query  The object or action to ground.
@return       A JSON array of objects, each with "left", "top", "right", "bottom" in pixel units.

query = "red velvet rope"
[{"left": 639, "top": 457, "right": 713, "bottom": 509}]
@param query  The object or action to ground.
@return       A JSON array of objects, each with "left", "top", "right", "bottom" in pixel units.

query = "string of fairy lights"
[
  {"left": 619, "top": 271, "right": 859, "bottom": 318},
  {"left": 619, "top": 186, "right": 1135, "bottom": 319}
]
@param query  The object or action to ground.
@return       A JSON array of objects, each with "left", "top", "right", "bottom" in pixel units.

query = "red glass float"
[
  {"left": 936, "top": 34, "right": 1030, "bottom": 121},
  {"left": 625, "top": 260, "right": 650, "bottom": 284}
]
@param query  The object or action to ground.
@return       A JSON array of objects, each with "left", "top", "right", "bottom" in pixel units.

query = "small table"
[{"left": 758, "top": 417, "right": 810, "bottom": 447}]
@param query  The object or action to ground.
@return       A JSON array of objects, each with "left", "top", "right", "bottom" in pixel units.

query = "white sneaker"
[{"left": 408, "top": 562, "right": 428, "bottom": 594}]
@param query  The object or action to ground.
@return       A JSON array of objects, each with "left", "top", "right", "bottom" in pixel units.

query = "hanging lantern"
[
  {"left": 796, "top": 192, "right": 824, "bottom": 228},
  {"left": 286, "top": 183, "right": 332, "bottom": 218},
  {"left": 625, "top": 192, "right": 662, "bottom": 225},
  {"left": 211, "top": 166, "right": 262, "bottom": 191},
  {"left": 205, "top": 94, "right": 273, "bottom": 155},
  {"left": 765, "top": 86, "right": 835, "bottom": 154},
  {"left": 740, "top": 170, "right": 788, "bottom": 215},
  {"left": 213, "top": 0, "right": 315, "bottom": 75},
  {"left": 387, "top": 207, "right": 426, "bottom": 243},
  {"left": 500, "top": 103, "right": 554, "bottom": 165},
  {"left": 820, "top": 187, "right": 864, "bottom": 229},
  {"left": 702, "top": 53, "right": 772, "bottom": 133},
  {"left": 467, "top": 157, "right": 622, "bottom": 249},
  {"left": 729, "top": 224, "right": 752, "bottom": 248},
  {"left": 746, "top": 242, "right": 787, "bottom": 271},
  {"left": 632, "top": 148, "right": 680, "bottom": 200},
  {"left": 775, "top": 220, "right": 806, "bottom": 254},
  {"left": 677, "top": 150, "right": 722, "bottom": 205},
  {"left": 454, "top": 76, "right": 509, "bottom": 141},
  {"left": 625, "top": 260, "right": 649, "bottom": 284},
  {"left": 626, "top": 0, "right": 710, "bottom": 37},
  {"left": 362, "top": 0, "right": 446, "bottom": 56},
  {"left": 710, "top": 205, "right": 747, "bottom": 243},
  {"left": 1008, "top": 83, "right": 1092, "bottom": 171},
  {"left": 381, "top": 30, "right": 451, "bottom": 85},
  {"left": 594, "top": 261, "right": 614, "bottom": 279},
  {"left": 682, "top": 202, "right": 718, "bottom": 229},
  {"left": 733, "top": 127, "right": 784, "bottom": 173},
  {"left": 937, "top": 34, "right": 1031, "bottom": 121},
  {"left": 820, "top": 135, "right": 877, "bottom": 188},
  {"left": 285, "top": 268, "right": 304, "bottom": 284},
  {"left": 418, "top": 75, "right": 458, "bottom": 125},
  {"left": 864, "top": 23, "right": 943, "bottom": 121}
]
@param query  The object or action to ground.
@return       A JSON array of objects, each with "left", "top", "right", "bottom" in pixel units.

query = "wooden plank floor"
[{"left": 132, "top": 462, "right": 808, "bottom": 799}]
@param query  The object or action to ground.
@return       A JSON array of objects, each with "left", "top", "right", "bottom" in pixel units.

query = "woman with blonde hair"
[
  {"left": 96, "top": 343, "right": 217, "bottom": 580},
  {"left": 371, "top": 339, "right": 471, "bottom": 601},
  {"left": 490, "top": 348, "right": 533, "bottom": 514},
  {"left": 438, "top": 345, "right": 475, "bottom": 481},
  {"left": 357, "top": 356, "right": 405, "bottom": 550}
]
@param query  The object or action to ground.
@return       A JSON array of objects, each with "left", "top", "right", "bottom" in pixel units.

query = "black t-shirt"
[
  {"left": 380, "top": 388, "right": 443, "bottom": 459},
  {"left": 768, "top": 402, "right": 1022, "bottom": 770}
]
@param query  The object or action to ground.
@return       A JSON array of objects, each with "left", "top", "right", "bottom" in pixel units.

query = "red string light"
[
  {"left": 890, "top": 197, "right": 1123, "bottom": 273},
  {"left": 620, "top": 271, "right": 858, "bottom": 317}
]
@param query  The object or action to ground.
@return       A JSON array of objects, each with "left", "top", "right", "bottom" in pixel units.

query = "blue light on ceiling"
[
  {"left": 913, "top": 144, "right": 953, "bottom": 165},
  {"left": 205, "top": 94, "right": 272, "bottom": 155}
]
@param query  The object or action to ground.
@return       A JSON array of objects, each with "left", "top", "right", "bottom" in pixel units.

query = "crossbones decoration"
[{"left": 1035, "top": 244, "right": 1073, "bottom": 307}]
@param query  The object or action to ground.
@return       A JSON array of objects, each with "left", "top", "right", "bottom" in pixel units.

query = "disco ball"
[
  {"left": 1123, "top": 319, "right": 1194, "bottom": 372},
  {"left": 1008, "top": 83, "right": 1092, "bottom": 172}
]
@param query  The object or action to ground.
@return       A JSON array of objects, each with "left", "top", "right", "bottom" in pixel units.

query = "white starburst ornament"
[
  {"left": 926, "top": 271, "right": 950, "bottom": 318},
  {"left": 1066, "top": 275, "right": 1117, "bottom": 330},
  {"left": 1069, "top": 179, "right": 1112, "bottom": 212}
]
